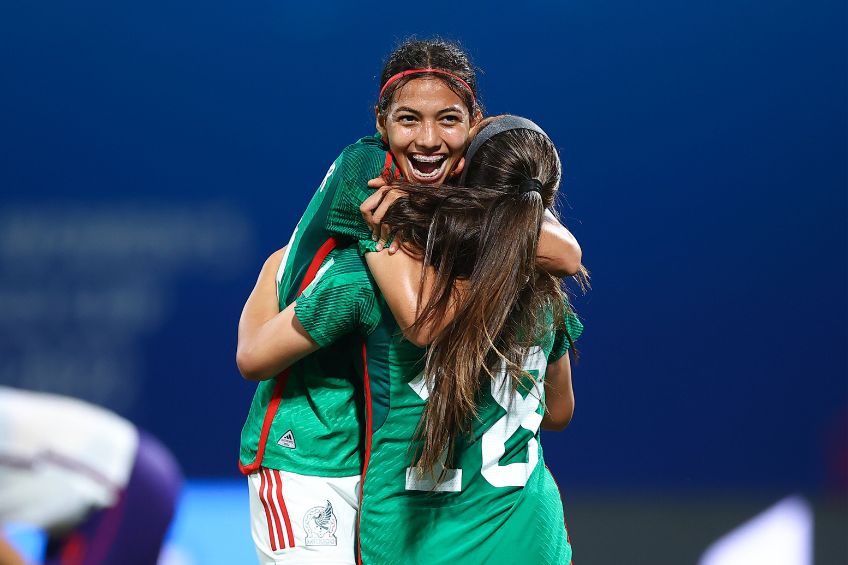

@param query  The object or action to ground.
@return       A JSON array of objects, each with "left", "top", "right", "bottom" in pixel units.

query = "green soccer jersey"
[
  {"left": 239, "top": 135, "right": 396, "bottom": 476},
  {"left": 358, "top": 306, "right": 583, "bottom": 565}
]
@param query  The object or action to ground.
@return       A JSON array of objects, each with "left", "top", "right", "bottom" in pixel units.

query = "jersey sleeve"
[
  {"left": 324, "top": 136, "right": 393, "bottom": 243},
  {"left": 293, "top": 254, "right": 381, "bottom": 348},
  {"left": 548, "top": 310, "right": 584, "bottom": 364}
]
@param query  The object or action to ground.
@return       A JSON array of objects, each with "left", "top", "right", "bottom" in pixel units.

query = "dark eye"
[
  {"left": 441, "top": 114, "right": 461, "bottom": 124},
  {"left": 396, "top": 114, "right": 417, "bottom": 124}
]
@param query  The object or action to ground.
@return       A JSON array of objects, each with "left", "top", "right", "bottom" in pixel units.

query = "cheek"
[
  {"left": 386, "top": 128, "right": 412, "bottom": 154},
  {"left": 445, "top": 131, "right": 469, "bottom": 157}
]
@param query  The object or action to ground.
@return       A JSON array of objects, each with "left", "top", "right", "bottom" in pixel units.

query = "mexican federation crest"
[{"left": 303, "top": 501, "right": 337, "bottom": 546}]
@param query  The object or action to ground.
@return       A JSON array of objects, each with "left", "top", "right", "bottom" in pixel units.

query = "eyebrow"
[
  {"left": 391, "top": 105, "right": 468, "bottom": 117},
  {"left": 392, "top": 106, "right": 422, "bottom": 116},
  {"left": 437, "top": 105, "right": 467, "bottom": 116}
]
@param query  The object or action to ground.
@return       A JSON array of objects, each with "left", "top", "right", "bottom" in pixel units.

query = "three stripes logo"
[{"left": 277, "top": 430, "right": 296, "bottom": 449}]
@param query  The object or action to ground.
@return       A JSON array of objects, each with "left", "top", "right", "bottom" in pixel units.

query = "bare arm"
[
  {"left": 537, "top": 210, "right": 582, "bottom": 277},
  {"left": 235, "top": 247, "right": 320, "bottom": 381},
  {"left": 365, "top": 247, "right": 462, "bottom": 347},
  {"left": 363, "top": 186, "right": 581, "bottom": 272},
  {"left": 541, "top": 351, "right": 575, "bottom": 431}
]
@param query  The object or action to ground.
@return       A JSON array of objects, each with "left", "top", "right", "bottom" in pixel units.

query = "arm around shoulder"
[
  {"left": 537, "top": 210, "right": 582, "bottom": 277},
  {"left": 236, "top": 247, "right": 320, "bottom": 381}
]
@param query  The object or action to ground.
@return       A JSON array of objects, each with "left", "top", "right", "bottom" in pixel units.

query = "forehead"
[{"left": 388, "top": 78, "right": 468, "bottom": 114}]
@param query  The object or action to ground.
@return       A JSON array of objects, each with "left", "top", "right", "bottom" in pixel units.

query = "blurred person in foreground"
[{"left": 0, "top": 386, "right": 182, "bottom": 565}]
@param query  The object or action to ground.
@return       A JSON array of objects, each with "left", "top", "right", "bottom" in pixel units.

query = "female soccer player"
[
  {"left": 236, "top": 38, "right": 485, "bottom": 565},
  {"left": 237, "top": 37, "right": 581, "bottom": 563},
  {"left": 240, "top": 115, "right": 583, "bottom": 564}
]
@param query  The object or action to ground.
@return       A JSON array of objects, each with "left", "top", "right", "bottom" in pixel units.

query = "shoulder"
[
  {"left": 335, "top": 134, "right": 389, "bottom": 178},
  {"left": 309, "top": 246, "right": 373, "bottom": 292}
]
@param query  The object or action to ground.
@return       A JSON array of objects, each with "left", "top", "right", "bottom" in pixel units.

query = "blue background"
[{"left": 1, "top": 0, "right": 845, "bottom": 501}]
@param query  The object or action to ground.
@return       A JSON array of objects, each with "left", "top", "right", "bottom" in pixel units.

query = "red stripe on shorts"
[
  {"left": 274, "top": 469, "right": 296, "bottom": 548},
  {"left": 266, "top": 468, "right": 288, "bottom": 549},
  {"left": 258, "top": 469, "right": 278, "bottom": 551}
]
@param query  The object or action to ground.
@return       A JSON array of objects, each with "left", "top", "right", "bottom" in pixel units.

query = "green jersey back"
[
  {"left": 239, "top": 135, "right": 394, "bottom": 476},
  {"left": 359, "top": 300, "right": 584, "bottom": 564}
]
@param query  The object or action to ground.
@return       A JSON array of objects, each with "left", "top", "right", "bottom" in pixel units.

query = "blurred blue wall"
[{"left": 0, "top": 0, "right": 845, "bottom": 495}]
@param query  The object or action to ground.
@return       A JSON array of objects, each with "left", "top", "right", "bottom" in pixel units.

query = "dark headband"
[{"left": 459, "top": 115, "right": 548, "bottom": 185}]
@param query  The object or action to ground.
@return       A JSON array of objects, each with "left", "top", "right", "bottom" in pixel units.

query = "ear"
[
  {"left": 449, "top": 157, "right": 466, "bottom": 178},
  {"left": 375, "top": 106, "right": 387, "bottom": 139},
  {"left": 471, "top": 109, "right": 483, "bottom": 127}
]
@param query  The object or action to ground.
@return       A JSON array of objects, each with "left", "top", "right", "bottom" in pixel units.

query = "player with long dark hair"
[{"left": 241, "top": 114, "right": 583, "bottom": 563}]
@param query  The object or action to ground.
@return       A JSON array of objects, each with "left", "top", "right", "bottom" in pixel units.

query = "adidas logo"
[{"left": 277, "top": 430, "right": 296, "bottom": 449}]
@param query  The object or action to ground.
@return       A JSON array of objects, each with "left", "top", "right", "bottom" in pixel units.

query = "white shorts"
[{"left": 247, "top": 468, "right": 359, "bottom": 565}]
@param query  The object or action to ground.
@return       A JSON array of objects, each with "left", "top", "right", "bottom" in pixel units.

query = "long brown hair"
[{"left": 383, "top": 116, "right": 581, "bottom": 474}]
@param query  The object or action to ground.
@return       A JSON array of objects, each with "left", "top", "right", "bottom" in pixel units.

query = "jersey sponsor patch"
[
  {"left": 277, "top": 430, "right": 296, "bottom": 449},
  {"left": 303, "top": 501, "right": 337, "bottom": 546}
]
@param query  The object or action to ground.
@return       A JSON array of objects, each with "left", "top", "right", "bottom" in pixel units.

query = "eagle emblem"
[{"left": 303, "top": 501, "right": 338, "bottom": 546}]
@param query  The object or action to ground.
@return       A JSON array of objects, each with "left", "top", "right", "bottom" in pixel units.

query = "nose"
[{"left": 414, "top": 119, "right": 441, "bottom": 152}]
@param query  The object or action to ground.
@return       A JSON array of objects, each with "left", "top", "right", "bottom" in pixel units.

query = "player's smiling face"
[{"left": 377, "top": 78, "right": 472, "bottom": 186}]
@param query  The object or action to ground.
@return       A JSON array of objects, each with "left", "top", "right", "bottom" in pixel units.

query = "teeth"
[
  {"left": 413, "top": 167, "right": 442, "bottom": 178},
  {"left": 408, "top": 154, "right": 447, "bottom": 181},
  {"left": 411, "top": 154, "right": 445, "bottom": 162}
]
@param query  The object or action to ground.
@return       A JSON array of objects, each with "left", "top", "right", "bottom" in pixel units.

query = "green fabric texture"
[
  {"left": 240, "top": 135, "right": 390, "bottom": 476},
  {"left": 325, "top": 134, "right": 393, "bottom": 242},
  {"left": 295, "top": 249, "right": 381, "bottom": 348}
]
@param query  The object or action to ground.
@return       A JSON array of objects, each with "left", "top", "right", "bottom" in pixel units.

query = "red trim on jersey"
[
  {"left": 381, "top": 152, "right": 393, "bottom": 179},
  {"left": 258, "top": 469, "right": 278, "bottom": 551},
  {"left": 238, "top": 237, "right": 340, "bottom": 475},
  {"left": 300, "top": 237, "right": 340, "bottom": 294},
  {"left": 239, "top": 373, "right": 289, "bottom": 475},
  {"left": 380, "top": 151, "right": 402, "bottom": 181},
  {"left": 274, "top": 469, "right": 296, "bottom": 548},
  {"left": 356, "top": 340, "right": 373, "bottom": 565}
]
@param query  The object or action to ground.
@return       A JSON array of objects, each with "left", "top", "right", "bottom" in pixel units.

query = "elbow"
[
  {"left": 542, "top": 403, "right": 574, "bottom": 432},
  {"left": 236, "top": 347, "right": 269, "bottom": 381},
  {"left": 554, "top": 243, "right": 583, "bottom": 278},
  {"left": 538, "top": 243, "right": 582, "bottom": 278}
]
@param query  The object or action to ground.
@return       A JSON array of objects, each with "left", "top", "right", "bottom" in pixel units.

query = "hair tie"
[{"left": 519, "top": 178, "right": 543, "bottom": 194}]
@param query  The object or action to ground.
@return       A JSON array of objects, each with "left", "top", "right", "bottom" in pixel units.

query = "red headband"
[{"left": 378, "top": 68, "right": 476, "bottom": 107}]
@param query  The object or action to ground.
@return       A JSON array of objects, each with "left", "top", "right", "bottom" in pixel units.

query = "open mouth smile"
[{"left": 408, "top": 154, "right": 448, "bottom": 183}]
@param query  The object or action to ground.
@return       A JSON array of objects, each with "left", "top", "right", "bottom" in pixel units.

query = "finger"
[
  {"left": 367, "top": 176, "right": 388, "bottom": 188},
  {"left": 361, "top": 190, "right": 389, "bottom": 239},
  {"left": 372, "top": 192, "right": 399, "bottom": 225},
  {"left": 388, "top": 232, "right": 404, "bottom": 255},
  {"left": 376, "top": 224, "right": 392, "bottom": 251},
  {"left": 360, "top": 189, "right": 386, "bottom": 216}
]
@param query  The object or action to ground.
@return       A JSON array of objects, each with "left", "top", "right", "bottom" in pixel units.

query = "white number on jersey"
[
  {"left": 318, "top": 162, "right": 336, "bottom": 193},
  {"left": 405, "top": 372, "right": 463, "bottom": 492},
  {"left": 481, "top": 346, "right": 546, "bottom": 488},
  {"left": 405, "top": 346, "right": 547, "bottom": 492}
]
